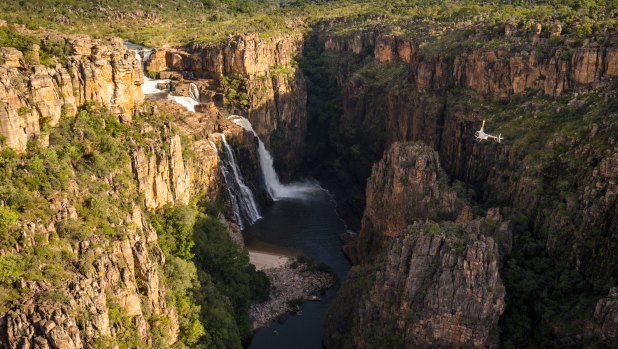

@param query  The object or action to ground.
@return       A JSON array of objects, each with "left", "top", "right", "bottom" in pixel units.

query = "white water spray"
[
  {"left": 227, "top": 115, "right": 320, "bottom": 200},
  {"left": 127, "top": 42, "right": 199, "bottom": 112},
  {"left": 209, "top": 136, "right": 262, "bottom": 229}
]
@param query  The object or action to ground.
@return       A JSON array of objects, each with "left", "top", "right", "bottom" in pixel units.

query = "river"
[
  {"left": 244, "top": 190, "right": 351, "bottom": 349},
  {"left": 126, "top": 40, "right": 351, "bottom": 348}
]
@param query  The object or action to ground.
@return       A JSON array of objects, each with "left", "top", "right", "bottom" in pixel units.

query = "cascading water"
[
  {"left": 227, "top": 115, "right": 320, "bottom": 200},
  {"left": 125, "top": 41, "right": 199, "bottom": 112},
  {"left": 209, "top": 136, "right": 261, "bottom": 229}
]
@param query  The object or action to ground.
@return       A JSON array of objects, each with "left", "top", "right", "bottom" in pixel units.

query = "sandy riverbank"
[{"left": 249, "top": 250, "right": 291, "bottom": 270}]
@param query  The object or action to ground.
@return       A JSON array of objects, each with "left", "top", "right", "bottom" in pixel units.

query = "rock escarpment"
[
  {"left": 325, "top": 143, "right": 506, "bottom": 348},
  {"left": 327, "top": 222, "right": 505, "bottom": 348},
  {"left": 144, "top": 34, "right": 307, "bottom": 178},
  {"left": 0, "top": 33, "right": 144, "bottom": 152},
  {"left": 594, "top": 287, "right": 618, "bottom": 345},
  {"left": 127, "top": 100, "right": 266, "bottom": 219},
  {"left": 353, "top": 142, "right": 461, "bottom": 264},
  {"left": 0, "top": 207, "right": 179, "bottom": 348}
]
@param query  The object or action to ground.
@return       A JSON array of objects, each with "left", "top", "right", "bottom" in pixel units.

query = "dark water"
[{"left": 244, "top": 189, "right": 351, "bottom": 349}]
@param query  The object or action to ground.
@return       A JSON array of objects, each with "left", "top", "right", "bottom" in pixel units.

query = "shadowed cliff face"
[
  {"left": 352, "top": 142, "right": 462, "bottom": 265},
  {"left": 0, "top": 35, "right": 144, "bottom": 153},
  {"left": 308, "top": 25, "right": 617, "bottom": 347},
  {"left": 307, "top": 25, "right": 618, "bottom": 283},
  {"left": 325, "top": 142, "right": 507, "bottom": 349}
]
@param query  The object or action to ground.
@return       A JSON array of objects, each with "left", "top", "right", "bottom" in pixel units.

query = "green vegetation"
[
  {"left": 0, "top": 25, "right": 71, "bottom": 66},
  {"left": 498, "top": 213, "right": 609, "bottom": 348},
  {"left": 151, "top": 204, "right": 270, "bottom": 347},
  {"left": 296, "top": 255, "right": 337, "bottom": 277},
  {"left": 1, "top": 0, "right": 616, "bottom": 46},
  {"left": 0, "top": 103, "right": 269, "bottom": 346},
  {"left": 221, "top": 71, "right": 250, "bottom": 110}
]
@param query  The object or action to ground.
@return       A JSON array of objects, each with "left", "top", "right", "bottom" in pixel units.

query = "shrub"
[
  {"left": 288, "top": 297, "right": 304, "bottom": 309},
  {"left": 0, "top": 26, "right": 40, "bottom": 51},
  {"left": 17, "top": 106, "right": 31, "bottom": 116},
  {"left": 41, "top": 289, "right": 70, "bottom": 304},
  {"left": 42, "top": 37, "right": 70, "bottom": 60},
  {"left": 0, "top": 253, "right": 24, "bottom": 285}
]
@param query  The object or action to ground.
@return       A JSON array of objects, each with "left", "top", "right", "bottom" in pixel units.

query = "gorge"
[{"left": 1, "top": 1, "right": 618, "bottom": 348}]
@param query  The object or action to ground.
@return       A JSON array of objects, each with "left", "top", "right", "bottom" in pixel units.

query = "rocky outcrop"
[
  {"left": 0, "top": 34, "right": 143, "bottom": 152},
  {"left": 132, "top": 133, "right": 193, "bottom": 210},
  {"left": 132, "top": 101, "right": 267, "bottom": 226},
  {"left": 250, "top": 260, "right": 336, "bottom": 329},
  {"left": 326, "top": 142, "right": 507, "bottom": 348},
  {"left": 325, "top": 219, "right": 506, "bottom": 348},
  {"left": 322, "top": 27, "right": 618, "bottom": 98},
  {"left": 66, "top": 36, "right": 144, "bottom": 121},
  {"left": 0, "top": 207, "right": 179, "bottom": 348},
  {"left": 594, "top": 287, "right": 618, "bottom": 345},
  {"left": 130, "top": 105, "right": 218, "bottom": 210},
  {"left": 145, "top": 34, "right": 307, "bottom": 178},
  {"left": 147, "top": 33, "right": 302, "bottom": 76},
  {"left": 353, "top": 142, "right": 461, "bottom": 264}
]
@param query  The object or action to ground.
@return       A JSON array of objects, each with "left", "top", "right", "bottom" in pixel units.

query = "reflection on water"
[{"left": 245, "top": 190, "right": 351, "bottom": 349}]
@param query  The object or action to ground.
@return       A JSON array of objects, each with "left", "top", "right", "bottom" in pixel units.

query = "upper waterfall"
[
  {"left": 227, "top": 115, "right": 321, "bottom": 200},
  {"left": 125, "top": 41, "right": 199, "bottom": 112}
]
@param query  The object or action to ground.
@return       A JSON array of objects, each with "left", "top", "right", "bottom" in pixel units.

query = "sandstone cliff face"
[
  {"left": 354, "top": 142, "right": 461, "bottom": 264},
  {"left": 0, "top": 207, "right": 178, "bottom": 348},
  {"left": 312, "top": 25, "right": 618, "bottom": 346},
  {"left": 0, "top": 34, "right": 143, "bottom": 153},
  {"left": 131, "top": 102, "right": 264, "bottom": 213},
  {"left": 326, "top": 142, "right": 507, "bottom": 348},
  {"left": 145, "top": 34, "right": 307, "bottom": 178},
  {"left": 323, "top": 28, "right": 618, "bottom": 98},
  {"left": 326, "top": 220, "right": 506, "bottom": 349},
  {"left": 66, "top": 36, "right": 144, "bottom": 121},
  {"left": 132, "top": 131, "right": 198, "bottom": 210}
]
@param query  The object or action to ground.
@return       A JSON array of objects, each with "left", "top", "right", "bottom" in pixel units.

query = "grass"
[{"left": 0, "top": 0, "right": 616, "bottom": 46}]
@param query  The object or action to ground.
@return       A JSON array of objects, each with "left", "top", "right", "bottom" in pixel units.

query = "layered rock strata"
[
  {"left": 325, "top": 142, "right": 506, "bottom": 348},
  {"left": 316, "top": 25, "right": 618, "bottom": 283},
  {"left": 352, "top": 142, "right": 461, "bottom": 264},
  {"left": 0, "top": 34, "right": 144, "bottom": 152}
]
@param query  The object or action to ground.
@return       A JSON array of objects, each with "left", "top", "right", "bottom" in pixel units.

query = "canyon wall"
[
  {"left": 0, "top": 34, "right": 144, "bottom": 153},
  {"left": 325, "top": 142, "right": 508, "bottom": 348},
  {"left": 315, "top": 25, "right": 618, "bottom": 281},
  {"left": 353, "top": 142, "right": 462, "bottom": 264},
  {"left": 0, "top": 29, "right": 268, "bottom": 347},
  {"left": 315, "top": 24, "right": 617, "bottom": 346}
]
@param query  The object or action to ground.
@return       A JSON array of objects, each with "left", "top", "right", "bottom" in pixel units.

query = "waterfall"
[
  {"left": 209, "top": 135, "right": 261, "bottom": 229},
  {"left": 227, "top": 115, "right": 320, "bottom": 200},
  {"left": 168, "top": 96, "right": 200, "bottom": 112},
  {"left": 126, "top": 41, "right": 198, "bottom": 112}
]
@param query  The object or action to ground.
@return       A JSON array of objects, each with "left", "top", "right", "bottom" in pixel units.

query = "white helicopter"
[{"left": 474, "top": 120, "right": 503, "bottom": 143}]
